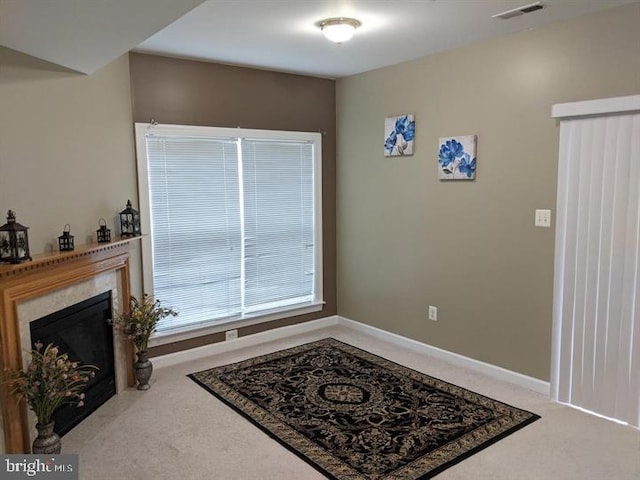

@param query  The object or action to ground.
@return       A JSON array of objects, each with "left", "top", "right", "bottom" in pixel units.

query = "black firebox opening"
[{"left": 29, "top": 291, "right": 116, "bottom": 437}]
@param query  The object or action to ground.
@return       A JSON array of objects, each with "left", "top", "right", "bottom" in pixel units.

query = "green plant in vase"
[
  {"left": 5, "top": 341, "right": 96, "bottom": 453},
  {"left": 116, "top": 294, "right": 177, "bottom": 390}
]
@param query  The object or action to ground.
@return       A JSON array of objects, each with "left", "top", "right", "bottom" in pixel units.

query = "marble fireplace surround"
[{"left": 0, "top": 239, "right": 136, "bottom": 453}]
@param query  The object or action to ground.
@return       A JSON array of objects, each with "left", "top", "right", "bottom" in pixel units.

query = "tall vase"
[
  {"left": 32, "top": 421, "right": 61, "bottom": 454},
  {"left": 134, "top": 350, "right": 153, "bottom": 390}
]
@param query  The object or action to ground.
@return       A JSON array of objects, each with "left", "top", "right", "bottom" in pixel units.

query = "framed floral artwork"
[
  {"left": 438, "top": 135, "right": 477, "bottom": 180},
  {"left": 384, "top": 114, "right": 415, "bottom": 156}
]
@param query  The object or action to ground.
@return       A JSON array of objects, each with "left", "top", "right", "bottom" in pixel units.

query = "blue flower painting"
[
  {"left": 438, "top": 135, "right": 477, "bottom": 180},
  {"left": 384, "top": 114, "right": 415, "bottom": 156}
]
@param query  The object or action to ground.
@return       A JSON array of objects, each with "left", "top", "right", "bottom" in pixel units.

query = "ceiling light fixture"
[{"left": 317, "top": 17, "right": 361, "bottom": 44}]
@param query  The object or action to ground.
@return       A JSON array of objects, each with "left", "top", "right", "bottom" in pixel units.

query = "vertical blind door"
[
  {"left": 242, "top": 140, "right": 315, "bottom": 310},
  {"left": 553, "top": 113, "right": 640, "bottom": 426},
  {"left": 146, "top": 136, "right": 241, "bottom": 330}
]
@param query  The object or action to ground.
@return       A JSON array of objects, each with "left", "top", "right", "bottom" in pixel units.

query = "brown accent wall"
[{"left": 129, "top": 53, "right": 336, "bottom": 357}]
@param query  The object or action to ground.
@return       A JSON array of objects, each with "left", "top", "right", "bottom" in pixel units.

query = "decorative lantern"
[
  {"left": 119, "top": 200, "right": 141, "bottom": 237},
  {"left": 58, "top": 224, "right": 75, "bottom": 251},
  {"left": 0, "top": 210, "right": 32, "bottom": 264},
  {"left": 96, "top": 218, "right": 111, "bottom": 243}
]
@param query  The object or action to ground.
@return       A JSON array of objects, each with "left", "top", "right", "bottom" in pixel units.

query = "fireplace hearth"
[
  {"left": 0, "top": 238, "right": 137, "bottom": 453},
  {"left": 30, "top": 291, "right": 115, "bottom": 436}
]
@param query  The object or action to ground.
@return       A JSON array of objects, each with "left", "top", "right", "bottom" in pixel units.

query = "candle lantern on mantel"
[
  {"left": 119, "top": 200, "right": 141, "bottom": 237},
  {"left": 0, "top": 210, "right": 32, "bottom": 264},
  {"left": 96, "top": 218, "right": 111, "bottom": 243},
  {"left": 58, "top": 224, "right": 75, "bottom": 252}
]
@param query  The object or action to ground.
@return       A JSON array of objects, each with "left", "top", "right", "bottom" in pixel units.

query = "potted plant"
[
  {"left": 5, "top": 341, "right": 96, "bottom": 453},
  {"left": 115, "top": 294, "right": 177, "bottom": 390}
]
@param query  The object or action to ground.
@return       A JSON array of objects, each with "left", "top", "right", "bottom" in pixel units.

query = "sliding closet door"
[{"left": 552, "top": 110, "right": 639, "bottom": 427}]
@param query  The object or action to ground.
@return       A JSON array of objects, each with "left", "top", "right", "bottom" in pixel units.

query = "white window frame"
[{"left": 134, "top": 123, "right": 324, "bottom": 346}]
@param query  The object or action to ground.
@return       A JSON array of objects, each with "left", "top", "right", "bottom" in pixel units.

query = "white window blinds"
[
  {"left": 137, "top": 125, "right": 322, "bottom": 334},
  {"left": 242, "top": 140, "right": 315, "bottom": 310},
  {"left": 146, "top": 137, "right": 242, "bottom": 330},
  {"left": 552, "top": 99, "right": 640, "bottom": 427}
]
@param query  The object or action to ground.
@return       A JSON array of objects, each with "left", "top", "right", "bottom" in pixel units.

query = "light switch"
[{"left": 535, "top": 209, "right": 551, "bottom": 227}]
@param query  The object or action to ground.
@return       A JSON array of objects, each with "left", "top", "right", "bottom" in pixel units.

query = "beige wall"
[
  {"left": 0, "top": 49, "right": 142, "bottom": 292},
  {"left": 336, "top": 4, "right": 640, "bottom": 380},
  {"left": 2, "top": 4, "right": 638, "bottom": 378}
]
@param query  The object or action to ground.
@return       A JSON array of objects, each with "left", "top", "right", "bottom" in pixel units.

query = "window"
[{"left": 135, "top": 124, "right": 323, "bottom": 338}]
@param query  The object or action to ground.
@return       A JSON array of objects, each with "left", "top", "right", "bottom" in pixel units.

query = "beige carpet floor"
[{"left": 63, "top": 324, "right": 640, "bottom": 480}]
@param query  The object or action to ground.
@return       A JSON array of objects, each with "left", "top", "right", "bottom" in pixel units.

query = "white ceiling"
[
  {"left": 1, "top": 0, "right": 637, "bottom": 78},
  {"left": 0, "top": 0, "right": 206, "bottom": 74}
]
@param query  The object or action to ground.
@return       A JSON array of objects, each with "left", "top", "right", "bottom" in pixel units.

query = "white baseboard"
[
  {"left": 152, "top": 313, "right": 550, "bottom": 396},
  {"left": 152, "top": 315, "right": 339, "bottom": 369},
  {"left": 337, "top": 316, "right": 550, "bottom": 396}
]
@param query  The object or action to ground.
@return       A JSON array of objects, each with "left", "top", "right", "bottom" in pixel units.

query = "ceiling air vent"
[{"left": 492, "top": 1, "right": 544, "bottom": 20}]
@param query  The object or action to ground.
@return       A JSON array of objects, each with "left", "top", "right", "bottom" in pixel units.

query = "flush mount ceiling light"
[{"left": 317, "top": 17, "right": 361, "bottom": 44}]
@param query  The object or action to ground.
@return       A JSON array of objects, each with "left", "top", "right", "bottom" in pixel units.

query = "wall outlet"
[
  {"left": 225, "top": 329, "right": 238, "bottom": 341},
  {"left": 428, "top": 305, "right": 438, "bottom": 321}
]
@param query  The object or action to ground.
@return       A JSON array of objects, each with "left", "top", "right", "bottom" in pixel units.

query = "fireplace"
[
  {"left": 29, "top": 291, "right": 116, "bottom": 436},
  {"left": 0, "top": 239, "right": 137, "bottom": 453}
]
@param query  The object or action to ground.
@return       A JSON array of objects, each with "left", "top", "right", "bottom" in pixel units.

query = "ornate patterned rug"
[{"left": 188, "top": 338, "right": 540, "bottom": 479}]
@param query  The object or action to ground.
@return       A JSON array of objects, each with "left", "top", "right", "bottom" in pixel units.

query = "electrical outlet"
[
  {"left": 225, "top": 329, "right": 238, "bottom": 341},
  {"left": 428, "top": 306, "right": 438, "bottom": 321}
]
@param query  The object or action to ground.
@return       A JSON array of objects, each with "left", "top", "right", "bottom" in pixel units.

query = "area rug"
[{"left": 188, "top": 338, "right": 540, "bottom": 479}]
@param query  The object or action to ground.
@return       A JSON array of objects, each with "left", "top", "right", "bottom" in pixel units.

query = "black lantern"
[
  {"left": 96, "top": 218, "right": 111, "bottom": 243},
  {"left": 58, "top": 224, "right": 75, "bottom": 251},
  {"left": 0, "top": 210, "right": 32, "bottom": 264},
  {"left": 119, "top": 200, "right": 141, "bottom": 237}
]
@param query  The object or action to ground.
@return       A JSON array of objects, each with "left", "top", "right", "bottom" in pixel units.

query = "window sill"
[{"left": 148, "top": 301, "right": 325, "bottom": 347}]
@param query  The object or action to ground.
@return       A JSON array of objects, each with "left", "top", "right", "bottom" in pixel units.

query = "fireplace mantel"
[{"left": 0, "top": 238, "right": 138, "bottom": 453}]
